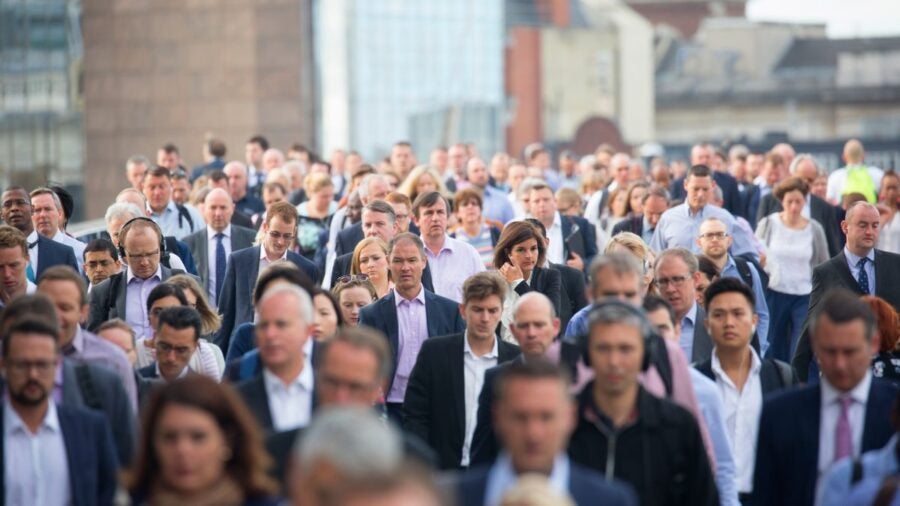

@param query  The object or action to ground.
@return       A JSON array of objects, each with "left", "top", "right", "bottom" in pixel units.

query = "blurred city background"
[{"left": 1, "top": 0, "right": 899, "bottom": 220}]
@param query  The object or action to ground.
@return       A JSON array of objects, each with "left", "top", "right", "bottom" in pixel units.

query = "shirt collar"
[
  {"left": 682, "top": 302, "right": 699, "bottom": 326},
  {"left": 710, "top": 346, "right": 762, "bottom": 383},
  {"left": 395, "top": 286, "right": 426, "bottom": 307},
  {"left": 683, "top": 202, "right": 707, "bottom": 217},
  {"left": 4, "top": 395, "right": 60, "bottom": 435},
  {"left": 127, "top": 265, "right": 162, "bottom": 284},
  {"left": 260, "top": 245, "right": 288, "bottom": 262},
  {"left": 26, "top": 231, "right": 38, "bottom": 243},
  {"left": 464, "top": 334, "right": 499, "bottom": 359},
  {"left": 844, "top": 247, "right": 875, "bottom": 265},
  {"left": 263, "top": 360, "right": 314, "bottom": 392},
  {"left": 208, "top": 224, "right": 231, "bottom": 238},
  {"left": 488, "top": 452, "right": 570, "bottom": 503},
  {"left": 552, "top": 211, "right": 562, "bottom": 229},
  {"left": 822, "top": 370, "right": 872, "bottom": 406},
  {"left": 156, "top": 363, "right": 190, "bottom": 381},
  {"left": 51, "top": 229, "right": 66, "bottom": 242}
]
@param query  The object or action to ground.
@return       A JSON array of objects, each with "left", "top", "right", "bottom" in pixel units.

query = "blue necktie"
[
  {"left": 214, "top": 233, "right": 226, "bottom": 303},
  {"left": 857, "top": 257, "right": 870, "bottom": 295}
]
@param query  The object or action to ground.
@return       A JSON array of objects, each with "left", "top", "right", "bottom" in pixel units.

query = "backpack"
[
  {"left": 75, "top": 364, "right": 102, "bottom": 410},
  {"left": 174, "top": 203, "right": 195, "bottom": 232},
  {"left": 734, "top": 254, "right": 769, "bottom": 291}
]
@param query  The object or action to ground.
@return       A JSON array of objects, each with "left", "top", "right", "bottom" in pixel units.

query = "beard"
[{"left": 10, "top": 380, "right": 49, "bottom": 407}]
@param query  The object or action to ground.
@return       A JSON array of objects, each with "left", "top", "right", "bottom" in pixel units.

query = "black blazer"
[
  {"left": 470, "top": 342, "right": 582, "bottom": 466},
  {"left": 334, "top": 222, "right": 363, "bottom": 257},
  {"left": 403, "top": 333, "right": 520, "bottom": 470},
  {"left": 454, "top": 461, "right": 638, "bottom": 506},
  {"left": 357, "top": 289, "right": 466, "bottom": 396},
  {"left": 752, "top": 380, "right": 897, "bottom": 506},
  {"left": 611, "top": 215, "right": 644, "bottom": 237},
  {"left": 235, "top": 369, "right": 317, "bottom": 433},
  {"left": 182, "top": 225, "right": 257, "bottom": 294},
  {"left": 0, "top": 403, "right": 119, "bottom": 506},
  {"left": 87, "top": 265, "right": 184, "bottom": 331},
  {"left": 793, "top": 249, "right": 900, "bottom": 380},
  {"left": 756, "top": 193, "right": 844, "bottom": 257},
  {"left": 561, "top": 215, "right": 597, "bottom": 271},
  {"left": 514, "top": 266, "right": 562, "bottom": 321},
  {"left": 330, "top": 251, "right": 436, "bottom": 293},
  {"left": 33, "top": 234, "right": 79, "bottom": 279},
  {"left": 214, "top": 246, "right": 319, "bottom": 353},
  {"left": 551, "top": 262, "right": 588, "bottom": 339},
  {"left": 690, "top": 305, "right": 714, "bottom": 364}
]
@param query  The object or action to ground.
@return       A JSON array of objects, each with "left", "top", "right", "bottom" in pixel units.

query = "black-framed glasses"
[
  {"left": 656, "top": 275, "right": 689, "bottom": 288},
  {"left": 337, "top": 274, "right": 369, "bottom": 284},
  {"left": 699, "top": 231, "right": 728, "bottom": 240},
  {"left": 6, "top": 359, "right": 56, "bottom": 374}
]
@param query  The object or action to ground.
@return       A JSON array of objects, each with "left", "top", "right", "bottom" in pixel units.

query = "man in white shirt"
[
  {"left": 403, "top": 272, "right": 520, "bottom": 470},
  {"left": 236, "top": 284, "right": 315, "bottom": 433},
  {"left": 29, "top": 187, "right": 86, "bottom": 272},
  {"left": 413, "top": 191, "right": 485, "bottom": 302}
]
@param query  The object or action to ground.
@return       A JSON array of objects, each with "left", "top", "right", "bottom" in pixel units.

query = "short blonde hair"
[
  {"left": 305, "top": 172, "right": 334, "bottom": 194},
  {"left": 351, "top": 237, "right": 389, "bottom": 276},
  {"left": 605, "top": 232, "right": 650, "bottom": 262}
]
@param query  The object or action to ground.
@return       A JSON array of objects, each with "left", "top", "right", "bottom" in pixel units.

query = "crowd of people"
[{"left": 0, "top": 135, "right": 898, "bottom": 506}]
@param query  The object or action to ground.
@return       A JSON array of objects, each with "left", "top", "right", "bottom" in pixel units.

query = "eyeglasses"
[
  {"left": 155, "top": 341, "right": 193, "bottom": 357},
  {"left": 1, "top": 199, "right": 28, "bottom": 209},
  {"left": 6, "top": 359, "right": 56, "bottom": 374},
  {"left": 655, "top": 275, "right": 689, "bottom": 288},
  {"left": 699, "top": 232, "right": 728, "bottom": 240},
  {"left": 126, "top": 250, "right": 159, "bottom": 261},
  {"left": 267, "top": 231, "right": 295, "bottom": 241},
  {"left": 337, "top": 274, "right": 369, "bottom": 284}
]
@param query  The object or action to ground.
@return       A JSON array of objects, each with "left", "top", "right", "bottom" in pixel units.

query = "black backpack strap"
[
  {"left": 649, "top": 334, "right": 674, "bottom": 396},
  {"left": 75, "top": 364, "right": 102, "bottom": 410},
  {"left": 733, "top": 256, "right": 755, "bottom": 288},
  {"left": 694, "top": 359, "right": 715, "bottom": 382},
  {"left": 175, "top": 203, "right": 194, "bottom": 232},
  {"left": 851, "top": 458, "right": 864, "bottom": 484}
]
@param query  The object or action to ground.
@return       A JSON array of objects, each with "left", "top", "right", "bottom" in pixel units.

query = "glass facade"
[{"left": 318, "top": 0, "right": 506, "bottom": 161}]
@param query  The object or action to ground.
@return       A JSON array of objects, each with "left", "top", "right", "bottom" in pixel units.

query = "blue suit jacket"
[
  {"left": 455, "top": 461, "right": 637, "bottom": 506},
  {"left": 0, "top": 403, "right": 118, "bottom": 506},
  {"left": 214, "top": 246, "right": 319, "bottom": 354},
  {"left": 34, "top": 234, "right": 79, "bottom": 279},
  {"left": 358, "top": 289, "right": 466, "bottom": 395},
  {"left": 751, "top": 379, "right": 897, "bottom": 506}
]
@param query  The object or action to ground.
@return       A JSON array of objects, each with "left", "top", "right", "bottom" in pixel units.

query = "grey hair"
[
  {"left": 789, "top": 154, "right": 820, "bottom": 175},
  {"left": 223, "top": 160, "right": 248, "bottom": 177},
  {"left": 587, "top": 301, "right": 654, "bottom": 342},
  {"left": 512, "top": 292, "right": 557, "bottom": 319},
  {"left": 364, "top": 200, "right": 396, "bottom": 224},
  {"left": 589, "top": 252, "right": 644, "bottom": 283},
  {"left": 517, "top": 177, "right": 545, "bottom": 199},
  {"left": 258, "top": 283, "right": 313, "bottom": 324},
  {"left": 296, "top": 407, "right": 403, "bottom": 476},
  {"left": 126, "top": 155, "right": 150, "bottom": 168},
  {"left": 654, "top": 247, "right": 699, "bottom": 275},
  {"left": 104, "top": 202, "right": 144, "bottom": 226},
  {"left": 358, "top": 174, "right": 388, "bottom": 199}
]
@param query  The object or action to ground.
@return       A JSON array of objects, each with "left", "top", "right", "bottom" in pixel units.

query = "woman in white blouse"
[
  {"left": 755, "top": 176, "right": 829, "bottom": 363},
  {"left": 877, "top": 170, "right": 900, "bottom": 254}
]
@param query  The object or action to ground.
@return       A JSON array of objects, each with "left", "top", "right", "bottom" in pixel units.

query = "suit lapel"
[
  {"left": 874, "top": 250, "right": 892, "bottom": 300},
  {"left": 424, "top": 291, "right": 440, "bottom": 337},
  {"left": 691, "top": 306, "right": 713, "bottom": 363},
  {"left": 833, "top": 253, "right": 863, "bottom": 294},
  {"left": 248, "top": 247, "right": 261, "bottom": 299},
  {"left": 61, "top": 361, "right": 86, "bottom": 405},
  {"left": 57, "top": 408, "right": 81, "bottom": 505},
  {"left": 802, "top": 386, "right": 822, "bottom": 472},
  {"left": 36, "top": 236, "right": 50, "bottom": 275},
  {"left": 196, "top": 230, "right": 209, "bottom": 283},
  {"left": 383, "top": 293, "right": 400, "bottom": 359},
  {"left": 449, "top": 336, "right": 466, "bottom": 445},
  {"left": 250, "top": 376, "right": 274, "bottom": 430}
]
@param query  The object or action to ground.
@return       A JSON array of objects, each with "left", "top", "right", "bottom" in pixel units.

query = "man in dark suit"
[
  {"left": 334, "top": 174, "right": 392, "bottom": 258},
  {"left": 793, "top": 202, "right": 900, "bottom": 380},
  {"left": 753, "top": 291, "right": 897, "bottom": 506},
  {"left": 181, "top": 188, "right": 256, "bottom": 307},
  {"left": 1, "top": 187, "right": 78, "bottom": 280},
  {"left": 87, "top": 218, "right": 189, "bottom": 333},
  {"left": 655, "top": 247, "right": 713, "bottom": 363},
  {"left": 453, "top": 360, "right": 637, "bottom": 506},
  {"left": 358, "top": 233, "right": 465, "bottom": 420},
  {"left": 529, "top": 182, "right": 596, "bottom": 272},
  {"left": 237, "top": 284, "right": 316, "bottom": 433},
  {"left": 0, "top": 318, "right": 119, "bottom": 505},
  {"left": 404, "top": 272, "right": 520, "bottom": 470},
  {"left": 470, "top": 292, "right": 580, "bottom": 466},
  {"left": 610, "top": 185, "right": 671, "bottom": 244},
  {"left": 215, "top": 201, "right": 318, "bottom": 353}
]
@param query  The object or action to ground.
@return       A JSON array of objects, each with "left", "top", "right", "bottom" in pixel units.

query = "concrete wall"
[{"left": 82, "top": 0, "right": 315, "bottom": 218}]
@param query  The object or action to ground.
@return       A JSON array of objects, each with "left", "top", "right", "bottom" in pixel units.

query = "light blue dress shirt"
[
  {"left": 680, "top": 303, "right": 698, "bottom": 361},
  {"left": 720, "top": 255, "right": 771, "bottom": 355},
  {"left": 149, "top": 200, "right": 204, "bottom": 239},
  {"left": 844, "top": 247, "right": 876, "bottom": 295},
  {"left": 125, "top": 266, "right": 162, "bottom": 339},
  {"left": 690, "top": 369, "right": 739, "bottom": 506},
  {"left": 482, "top": 185, "right": 515, "bottom": 224},
  {"left": 485, "top": 452, "right": 570, "bottom": 506},
  {"left": 649, "top": 203, "right": 757, "bottom": 259}
]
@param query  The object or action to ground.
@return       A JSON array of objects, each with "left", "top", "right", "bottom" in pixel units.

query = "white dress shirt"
[
  {"left": 461, "top": 334, "right": 499, "bottom": 466},
  {"left": 818, "top": 371, "right": 872, "bottom": 473},
  {"left": 711, "top": 347, "right": 764, "bottom": 493},
  {"left": 263, "top": 340, "right": 315, "bottom": 432},
  {"left": 544, "top": 212, "right": 564, "bottom": 264},
  {"left": 258, "top": 244, "right": 288, "bottom": 274},
  {"left": 4, "top": 398, "right": 71, "bottom": 506},
  {"left": 207, "top": 224, "right": 232, "bottom": 305}
]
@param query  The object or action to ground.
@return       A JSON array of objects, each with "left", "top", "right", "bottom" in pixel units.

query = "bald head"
[
  {"left": 204, "top": 188, "right": 234, "bottom": 232},
  {"left": 510, "top": 292, "right": 560, "bottom": 358},
  {"left": 844, "top": 139, "right": 865, "bottom": 164},
  {"left": 115, "top": 188, "right": 147, "bottom": 212},
  {"left": 224, "top": 161, "right": 249, "bottom": 200}
]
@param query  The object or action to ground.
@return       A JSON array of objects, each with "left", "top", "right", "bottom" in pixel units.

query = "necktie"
[
  {"left": 214, "top": 233, "right": 226, "bottom": 304},
  {"left": 857, "top": 257, "right": 870, "bottom": 295},
  {"left": 26, "top": 240, "right": 37, "bottom": 282},
  {"left": 835, "top": 396, "right": 853, "bottom": 461}
]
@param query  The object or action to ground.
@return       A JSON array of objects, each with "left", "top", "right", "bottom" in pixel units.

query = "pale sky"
[{"left": 746, "top": 0, "right": 900, "bottom": 38}]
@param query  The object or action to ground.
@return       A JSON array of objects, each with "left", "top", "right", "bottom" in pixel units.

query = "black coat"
[
  {"left": 551, "top": 262, "right": 588, "bottom": 339},
  {"left": 513, "top": 266, "right": 562, "bottom": 321},
  {"left": 568, "top": 385, "right": 718, "bottom": 506},
  {"left": 402, "top": 333, "right": 519, "bottom": 470},
  {"left": 611, "top": 215, "right": 644, "bottom": 237},
  {"left": 235, "top": 370, "right": 316, "bottom": 433},
  {"left": 793, "top": 249, "right": 900, "bottom": 380}
]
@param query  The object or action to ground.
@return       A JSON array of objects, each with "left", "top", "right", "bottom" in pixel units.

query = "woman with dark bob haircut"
[
  {"left": 126, "top": 375, "right": 279, "bottom": 505},
  {"left": 492, "top": 220, "right": 561, "bottom": 341}
]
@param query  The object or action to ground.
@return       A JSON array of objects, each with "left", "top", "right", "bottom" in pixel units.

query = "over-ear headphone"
[
  {"left": 579, "top": 300, "right": 656, "bottom": 372},
  {"left": 117, "top": 216, "right": 168, "bottom": 263}
]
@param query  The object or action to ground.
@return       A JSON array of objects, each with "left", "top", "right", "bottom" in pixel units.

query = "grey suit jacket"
[
  {"left": 691, "top": 305, "right": 714, "bottom": 364},
  {"left": 86, "top": 265, "right": 186, "bottom": 331},
  {"left": 182, "top": 225, "right": 257, "bottom": 295}
]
